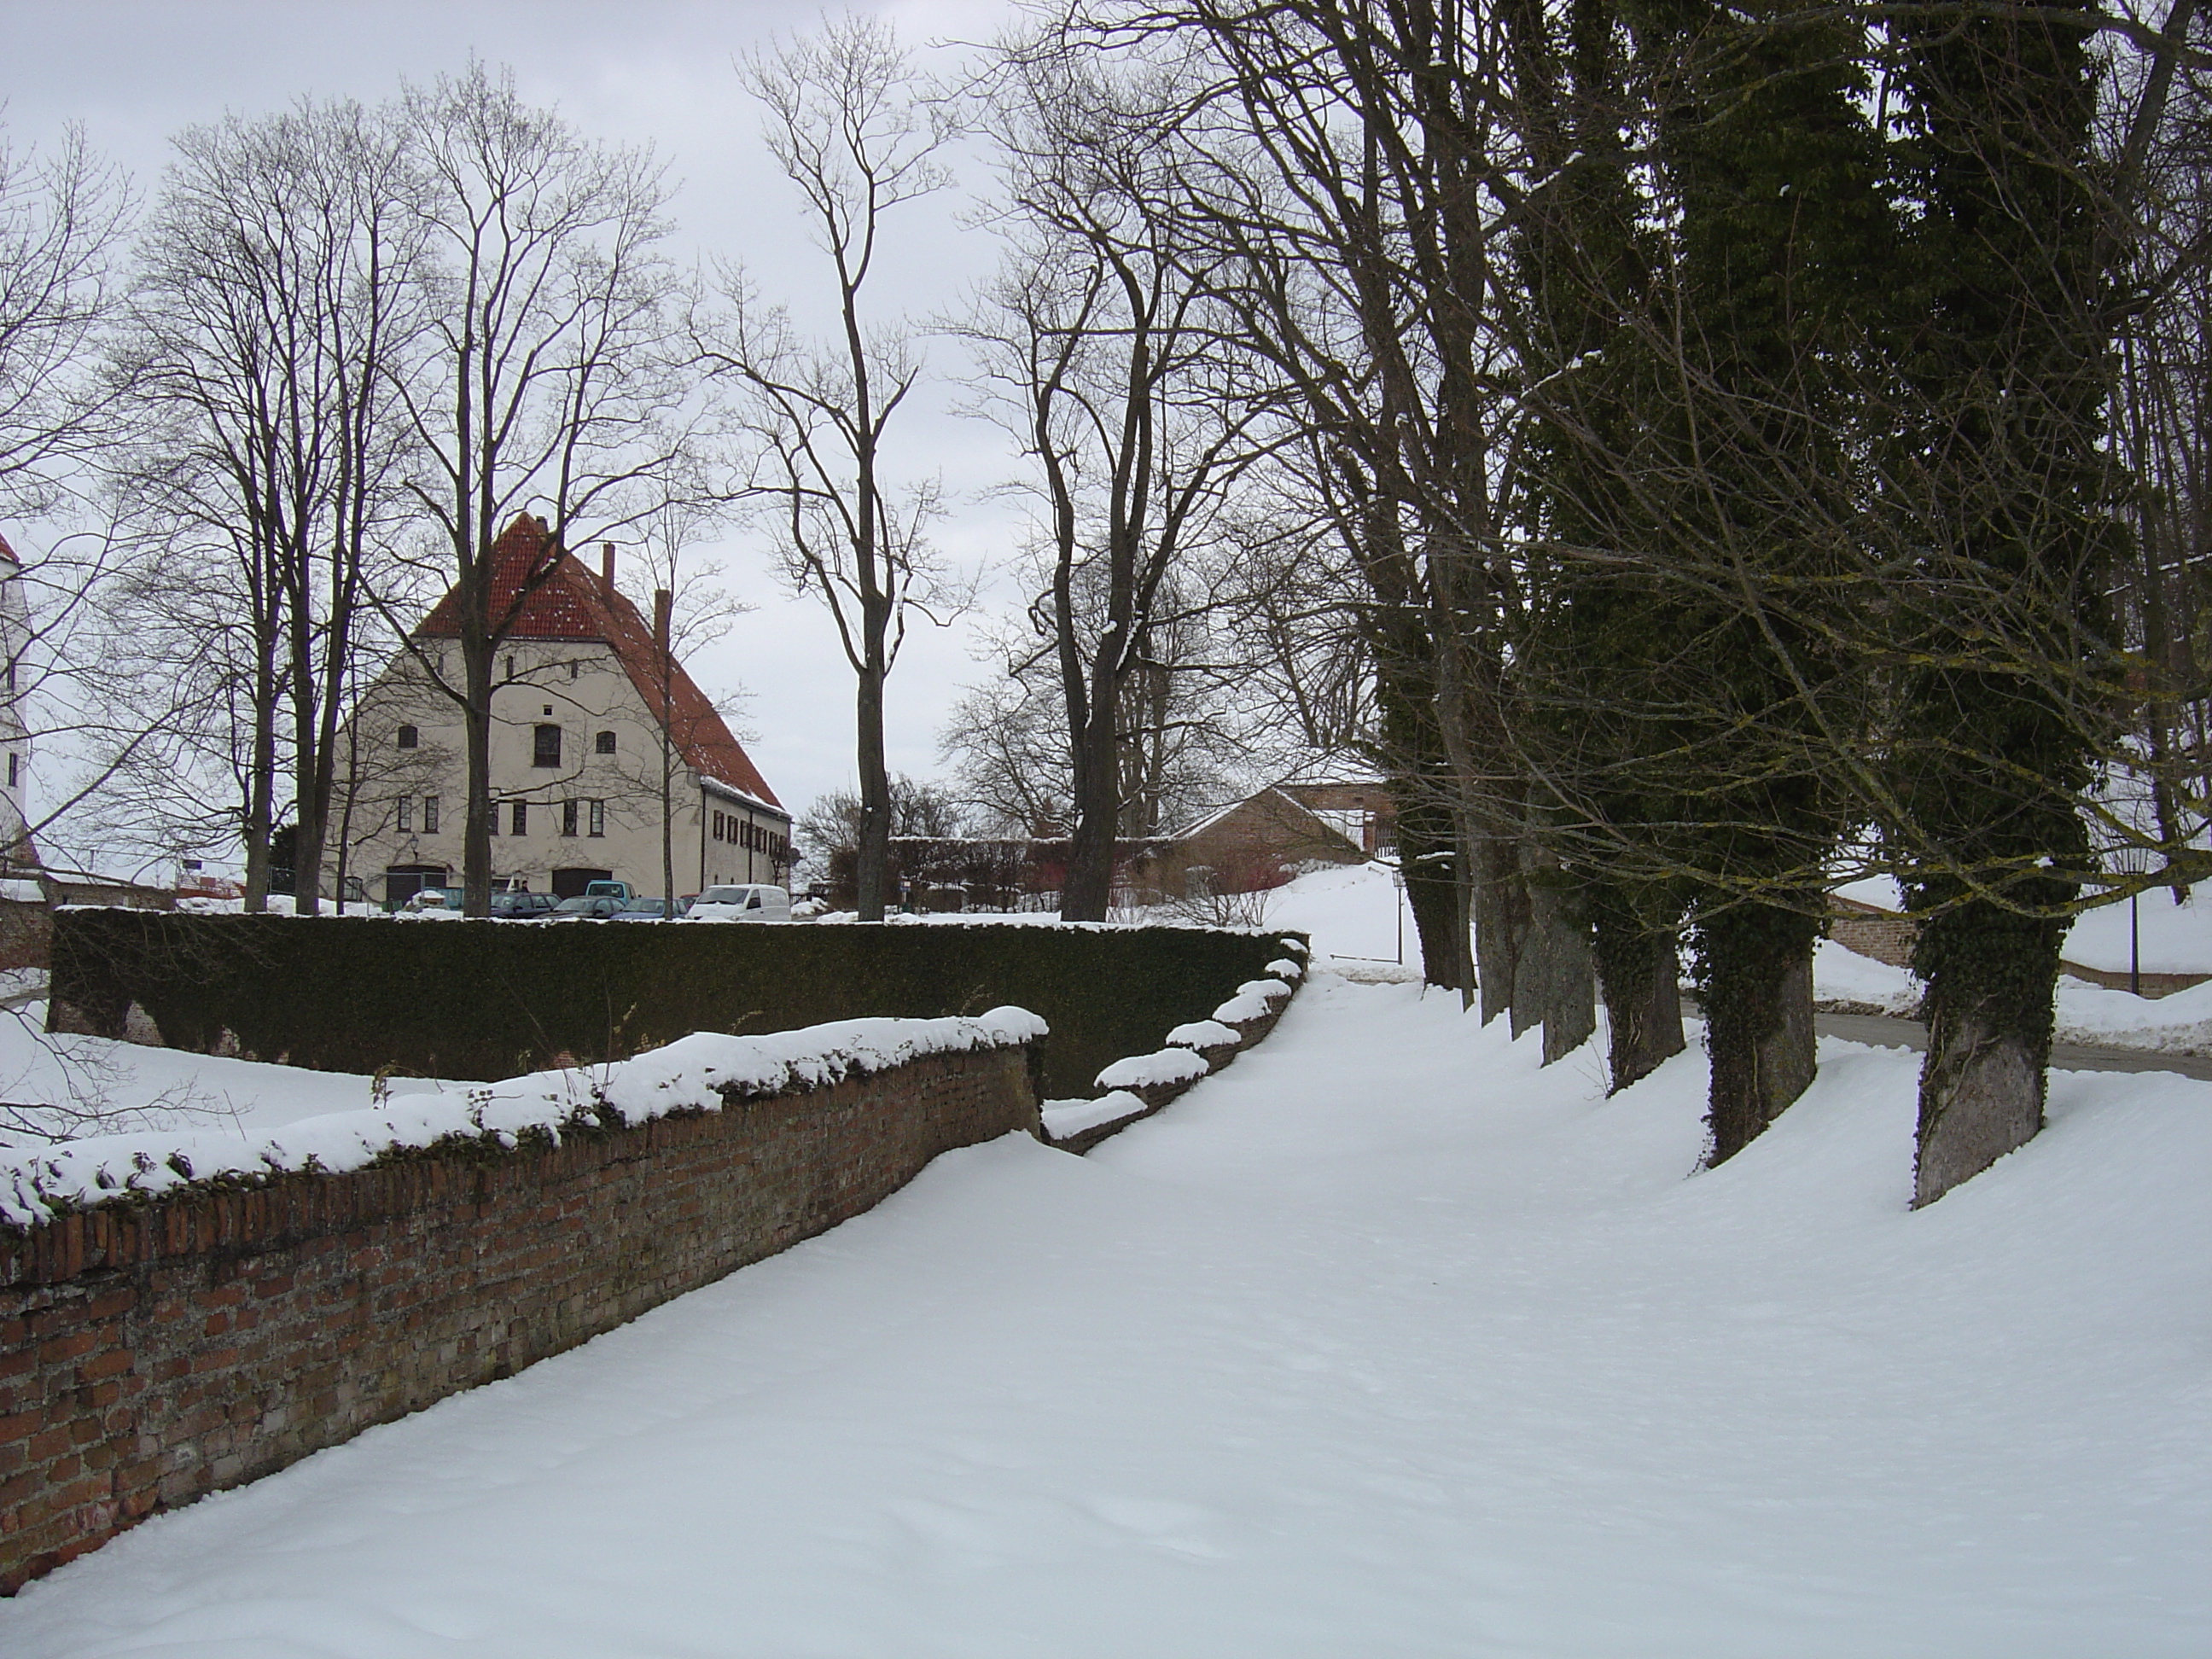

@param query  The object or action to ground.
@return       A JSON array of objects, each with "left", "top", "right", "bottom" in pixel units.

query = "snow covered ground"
[
  {"left": 1281, "top": 862, "right": 2212, "bottom": 1050},
  {"left": 0, "top": 1002, "right": 455, "bottom": 1147},
  {"left": 1835, "top": 873, "right": 2209, "bottom": 975},
  {"left": 3, "top": 972, "right": 2204, "bottom": 1656}
]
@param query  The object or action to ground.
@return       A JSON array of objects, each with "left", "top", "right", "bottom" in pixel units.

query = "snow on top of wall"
[
  {"left": 1039, "top": 1090, "right": 1150, "bottom": 1140},
  {"left": 1094, "top": 1048, "right": 1212, "bottom": 1092},
  {"left": 0, "top": 1008, "right": 1048, "bottom": 1232},
  {"left": 1265, "top": 958, "right": 1304, "bottom": 981},
  {"left": 1213, "top": 978, "right": 1294, "bottom": 1025},
  {"left": 811, "top": 912, "right": 1299, "bottom": 940},
  {"left": 1164, "top": 1020, "right": 1241, "bottom": 1050}
]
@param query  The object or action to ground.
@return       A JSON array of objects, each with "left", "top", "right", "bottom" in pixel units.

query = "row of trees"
[{"left": 917, "top": 1, "right": 2209, "bottom": 1202}]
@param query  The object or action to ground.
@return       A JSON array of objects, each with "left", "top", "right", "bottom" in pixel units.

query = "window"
[
  {"left": 505, "top": 655, "right": 516, "bottom": 679},
  {"left": 396, "top": 725, "right": 418, "bottom": 749},
  {"left": 488, "top": 803, "right": 499, "bottom": 836},
  {"left": 4, "top": 660, "right": 15, "bottom": 691},
  {"left": 5, "top": 754, "right": 16, "bottom": 789},
  {"left": 511, "top": 800, "right": 528, "bottom": 836},
  {"left": 423, "top": 795, "right": 439, "bottom": 835},
  {"left": 595, "top": 730, "right": 616, "bottom": 755},
  {"left": 533, "top": 725, "right": 562, "bottom": 768},
  {"left": 397, "top": 797, "right": 412, "bottom": 833},
  {"left": 568, "top": 661, "right": 579, "bottom": 681},
  {"left": 562, "top": 800, "right": 578, "bottom": 837},
  {"left": 588, "top": 800, "right": 605, "bottom": 838}
]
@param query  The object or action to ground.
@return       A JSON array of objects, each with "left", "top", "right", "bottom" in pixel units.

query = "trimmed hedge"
[{"left": 49, "top": 912, "right": 1306, "bottom": 1101}]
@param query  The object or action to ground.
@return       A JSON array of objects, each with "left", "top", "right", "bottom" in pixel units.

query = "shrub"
[{"left": 49, "top": 911, "right": 1307, "bottom": 1101}]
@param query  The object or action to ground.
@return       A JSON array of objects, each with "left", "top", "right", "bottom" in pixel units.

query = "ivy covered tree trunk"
[
  {"left": 1909, "top": 888, "right": 2070, "bottom": 1204},
  {"left": 1891, "top": 0, "right": 2116, "bottom": 1204},
  {"left": 1693, "top": 900, "right": 1819, "bottom": 1164},
  {"left": 1592, "top": 884, "right": 1685, "bottom": 1093}
]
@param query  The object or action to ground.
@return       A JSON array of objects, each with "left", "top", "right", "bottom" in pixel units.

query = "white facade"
[{"left": 325, "top": 523, "right": 791, "bottom": 908}]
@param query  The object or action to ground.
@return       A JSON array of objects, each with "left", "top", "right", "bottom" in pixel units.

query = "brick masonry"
[{"left": 0, "top": 1042, "right": 1039, "bottom": 1593}]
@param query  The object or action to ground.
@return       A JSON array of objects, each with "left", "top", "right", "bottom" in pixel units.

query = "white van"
[{"left": 684, "top": 883, "right": 793, "bottom": 923}]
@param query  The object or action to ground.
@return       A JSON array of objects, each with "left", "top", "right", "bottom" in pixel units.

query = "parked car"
[
  {"left": 684, "top": 883, "right": 793, "bottom": 923},
  {"left": 550, "top": 894, "right": 626, "bottom": 921},
  {"left": 608, "top": 896, "right": 682, "bottom": 922},
  {"left": 398, "top": 886, "right": 464, "bottom": 913},
  {"left": 583, "top": 879, "right": 633, "bottom": 902},
  {"left": 490, "top": 890, "right": 558, "bottom": 919}
]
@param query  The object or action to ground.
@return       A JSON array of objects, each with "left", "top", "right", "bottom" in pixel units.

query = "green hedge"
[{"left": 49, "top": 912, "right": 1307, "bottom": 1101}]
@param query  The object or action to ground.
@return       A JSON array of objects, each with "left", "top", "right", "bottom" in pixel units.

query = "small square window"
[
  {"left": 588, "top": 800, "right": 605, "bottom": 838},
  {"left": 595, "top": 731, "right": 616, "bottom": 755},
  {"left": 397, "top": 797, "right": 412, "bottom": 833},
  {"left": 396, "top": 725, "right": 418, "bottom": 749},
  {"left": 512, "top": 800, "right": 528, "bottom": 836},
  {"left": 423, "top": 795, "right": 440, "bottom": 835}
]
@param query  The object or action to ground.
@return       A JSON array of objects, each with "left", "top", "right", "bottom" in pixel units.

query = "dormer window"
[
  {"left": 534, "top": 725, "right": 562, "bottom": 767},
  {"left": 396, "top": 725, "right": 418, "bottom": 749}
]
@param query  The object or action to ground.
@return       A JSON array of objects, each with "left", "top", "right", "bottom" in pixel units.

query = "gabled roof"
[
  {"left": 1168, "top": 785, "right": 1362, "bottom": 851},
  {"left": 414, "top": 514, "right": 783, "bottom": 812}
]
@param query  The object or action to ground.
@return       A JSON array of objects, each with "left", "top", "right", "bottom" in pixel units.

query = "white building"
[{"left": 329, "top": 514, "right": 790, "bottom": 907}]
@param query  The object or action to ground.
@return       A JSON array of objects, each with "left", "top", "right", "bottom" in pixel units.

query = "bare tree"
[
  {"left": 0, "top": 123, "right": 129, "bottom": 520},
  {"left": 961, "top": 36, "right": 1286, "bottom": 919},
  {"left": 398, "top": 60, "right": 698, "bottom": 916},
  {"left": 114, "top": 97, "right": 430, "bottom": 912},
  {"left": 704, "top": 14, "right": 964, "bottom": 923}
]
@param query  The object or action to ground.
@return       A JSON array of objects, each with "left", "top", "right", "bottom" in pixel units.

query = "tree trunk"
[
  {"left": 1909, "top": 896, "right": 2065, "bottom": 1207},
  {"left": 462, "top": 633, "right": 494, "bottom": 917},
  {"left": 656, "top": 590, "right": 676, "bottom": 911},
  {"left": 1512, "top": 845, "right": 1595, "bottom": 1065},
  {"left": 1696, "top": 900, "right": 1819, "bottom": 1164},
  {"left": 1391, "top": 782, "right": 1466, "bottom": 992},
  {"left": 1593, "top": 895, "right": 1685, "bottom": 1094},
  {"left": 242, "top": 675, "right": 276, "bottom": 913},
  {"left": 1473, "top": 826, "right": 1528, "bottom": 1027},
  {"left": 1062, "top": 692, "right": 1119, "bottom": 923},
  {"left": 853, "top": 649, "right": 890, "bottom": 923}
]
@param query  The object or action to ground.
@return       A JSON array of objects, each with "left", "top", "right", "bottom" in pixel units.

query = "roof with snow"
[
  {"left": 414, "top": 515, "right": 783, "bottom": 813},
  {"left": 1167, "top": 785, "right": 1361, "bottom": 851}
]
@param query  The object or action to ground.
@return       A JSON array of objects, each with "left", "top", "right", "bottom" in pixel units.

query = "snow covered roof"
[
  {"left": 414, "top": 515, "right": 781, "bottom": 810},
  {"left": 1167, "top": 786, "right": 1364, "bottom": 850}
]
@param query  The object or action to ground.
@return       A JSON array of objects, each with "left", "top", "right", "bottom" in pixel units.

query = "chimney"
[{"left": 601, "top": 542, "right": 615, "bottom": 590}]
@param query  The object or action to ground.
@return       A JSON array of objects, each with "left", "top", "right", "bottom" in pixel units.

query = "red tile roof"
[{"left": 414, "top": 515, "right": 783, "bottom": 812}]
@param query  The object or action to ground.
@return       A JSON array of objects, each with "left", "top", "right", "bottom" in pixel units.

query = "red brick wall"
[{"left": 0, "top": 1044, "right": 1038, "bottom": 1592}]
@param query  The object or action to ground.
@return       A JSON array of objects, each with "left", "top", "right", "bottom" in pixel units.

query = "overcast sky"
[{"left": 2, "top": 0, "right": 1034, "bottom": 843}]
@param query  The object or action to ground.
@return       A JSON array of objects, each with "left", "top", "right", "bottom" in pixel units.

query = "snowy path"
[{"left": 4, "top": 977, "right": 2209, "bottom": 1656}]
